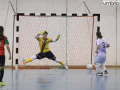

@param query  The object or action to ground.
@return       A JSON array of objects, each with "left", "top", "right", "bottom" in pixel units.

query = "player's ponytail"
[
  {"left": 96, "top": 30, "right": 103, "bottom": 39},
  {"left": 0, "top": 26, "right": 4, "bottom": 40}
]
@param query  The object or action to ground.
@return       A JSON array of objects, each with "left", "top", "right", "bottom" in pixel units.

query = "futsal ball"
[{"left": 87, "top": 64, "right": 92, "bottom": 70}]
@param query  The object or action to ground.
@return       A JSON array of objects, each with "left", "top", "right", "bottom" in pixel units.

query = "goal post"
[{"left": 15, "top": 13, "right": 100, "bottom": 69}]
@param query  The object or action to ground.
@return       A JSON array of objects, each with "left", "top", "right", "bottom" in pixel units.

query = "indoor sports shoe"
[
  {"left": 22, "top": 58, "right": 26, "bottom": 65},
  {"left": 64, "top": 65, "right": 68, "bottom": 70},
  {"left": 96, "top": 72, "right": 103, "bottom": 76},
  {"left": 0, "top": 82, "right": 5, "bottom": 86},
  {"left": 104, "top": 70, "right": 108, "bottom": 74}
]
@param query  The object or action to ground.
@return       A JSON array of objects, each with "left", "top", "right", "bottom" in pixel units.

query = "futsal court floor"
[{"left": 1, "top": 68, "right": 120, "bottom": 90}]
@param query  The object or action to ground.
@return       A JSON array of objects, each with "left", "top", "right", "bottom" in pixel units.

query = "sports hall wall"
[{"left": 0, "top": 0, "right": 120, "bottom": 66}]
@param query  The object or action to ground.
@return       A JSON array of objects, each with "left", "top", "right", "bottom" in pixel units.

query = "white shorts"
[{"left": 93, "top": 53, "right": 106, "bottom": 64}]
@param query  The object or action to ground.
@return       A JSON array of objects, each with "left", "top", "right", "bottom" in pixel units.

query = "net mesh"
[{"left": 18, "top": 16, "right": 97, "bottom": 69}]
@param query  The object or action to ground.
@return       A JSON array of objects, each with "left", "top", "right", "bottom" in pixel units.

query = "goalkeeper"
[{"left": 23, "top": 31, "right": 68, "bottom": 69}]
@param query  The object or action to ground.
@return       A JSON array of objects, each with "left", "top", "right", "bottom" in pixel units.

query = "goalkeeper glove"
[
  {"left": 57, "top": 34, "right": 60, "bottom": 40},
  {"left": 40, "top": 31, "right": 45, "bottom": 35}
]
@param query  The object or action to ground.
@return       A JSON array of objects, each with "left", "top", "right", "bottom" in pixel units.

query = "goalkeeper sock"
[
  {"left": 60, "top": 61, "right": 65, "bottom": 66},
  {"left": 26, "top": 55, "right": 37, "bottom": 63},
  {"left": 55, "top": 59, "right": 64, "bottom": 66},
  {"left": 26, "top": 58, "right": 32, "bottom": 63}
]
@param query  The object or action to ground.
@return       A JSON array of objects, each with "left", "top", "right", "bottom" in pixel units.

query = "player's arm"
[
  {"left": 106, "top": 44, "right": 110, "bottom": 48},
  {"left": 35, "top": 34, "right": 40, "bottom": 40},
  {"left": 95, "top": 40, "right": 99, "bottom": 53},
  {"left": 105, "top": 40, "right": 110, "bottom": 48},
  {"left": 4, "top": 38, "right": 11, "bottom": 59},
  {"left": 6, "top": 44, "right": 11, "bottom": 59},
  {"left": 95, "top": 45, "right": 99, "bottom": 53},
  {"left": 35, "top": 31, "right": 45, "bottom": 40},
  {"left": 51, "top": 34, "right": 60, "bottom": 42},
  {"left": 51, "top": 39, "right": 58, "bottom": 42}
]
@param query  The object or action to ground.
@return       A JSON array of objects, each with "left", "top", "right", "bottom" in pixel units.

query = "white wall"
[
  {"left": 0, "top": 0, "right": 119, "bottom": 66},
  {"left": 117, "top": 6, "right": 120, "bottom": 65}
]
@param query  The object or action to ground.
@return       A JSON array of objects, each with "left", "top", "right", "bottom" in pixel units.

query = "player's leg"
[
  {"left": 94, "top": 63, "right": 103, "bottom": 76},
  {"left": 100, "top": 56, "right": 108, "bottom": 74},
  {"left": 54, "top": 58, "right": 68, "bottom": 69},
  {"left": 46, "top": 51, "right": 68, "bottom": 69},
  {"left": 94, "top": 55, "right": 103, "bottom": 76},
  {"left": 23, "top": 53, "right": 44, "bottom": 65},
  {"left": 23, "top": 55, "right": 37, "bottom": 65},
  {"left": 101, "top": 63, "right": 108, "bottom": 74},
  {"left": 0, "top": 55, "right": 5, "bottom": 86}
]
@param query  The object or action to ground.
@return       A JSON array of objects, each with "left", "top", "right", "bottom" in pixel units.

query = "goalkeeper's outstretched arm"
[
  {"left": 51, "top": 34, "right": 60, "bottom": 42},
  {"left": 51, "top": 39, "right": 58, "bottom": 42}
]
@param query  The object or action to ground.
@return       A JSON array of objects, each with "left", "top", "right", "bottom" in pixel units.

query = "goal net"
[{"left": 18, "top": 16, "right": 97, "bottom": 69}]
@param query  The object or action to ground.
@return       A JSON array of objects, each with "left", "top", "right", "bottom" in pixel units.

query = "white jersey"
[{"left": 96, "top": 38, "right": 108, "bottom": 54}]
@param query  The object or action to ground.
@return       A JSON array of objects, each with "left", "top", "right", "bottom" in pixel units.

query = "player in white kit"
[{"left": 94, "top": 31, "right": 110, "bottom": 76}]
